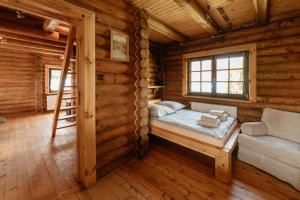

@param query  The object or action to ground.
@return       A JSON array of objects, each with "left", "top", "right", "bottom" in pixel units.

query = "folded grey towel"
[
  {"left": 209, "top": 109, "right": 226, "bottom": 117},
  {"left": 220, "top": 113, "right": 229, "bottom": 122},
  {"left": 198, "top": 119, "right": 221, "bottom": 128},
  {"left": 200, "top": 114, "right": 219, "bottom": 123}
]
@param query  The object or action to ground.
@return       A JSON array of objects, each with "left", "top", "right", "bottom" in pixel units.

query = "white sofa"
[{"left": 238, "top": 108, "right": 300, "bottom": 191}]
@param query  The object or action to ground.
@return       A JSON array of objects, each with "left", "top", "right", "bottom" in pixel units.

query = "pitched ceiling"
[{"left": 130, "top": 0, "right": 300, "bottom": 44}]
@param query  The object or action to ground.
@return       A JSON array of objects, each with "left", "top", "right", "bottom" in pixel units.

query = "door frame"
[{"left": 0, "top": 0, "right": 96, "bottom": 187}]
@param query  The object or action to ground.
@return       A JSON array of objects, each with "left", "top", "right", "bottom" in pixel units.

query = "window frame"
[
  {"left": 187, "top": 51, "right": 249, "bottom": 100},
  {"left": 182, "top": 44, "right": 257, "bottom": 102},
  {"left": 45, "top": 65, "right": 72, "bottom": 95}
]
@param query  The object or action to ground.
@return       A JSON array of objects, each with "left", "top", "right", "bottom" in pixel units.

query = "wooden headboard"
[
  {"left": 191, "top": 102, "right": 237, "bottom": 117},
  {"left": 148, "top": 99, "right": 161, "bottom": 105}
]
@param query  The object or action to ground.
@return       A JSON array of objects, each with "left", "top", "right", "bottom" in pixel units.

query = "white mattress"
[{"left": 150, "top": 109, "right": 238, "bottom": 147}]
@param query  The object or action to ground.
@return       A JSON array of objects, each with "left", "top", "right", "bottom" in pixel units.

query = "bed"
[{"left": 149, "top": 100, "right": 240, "bottom": 183}]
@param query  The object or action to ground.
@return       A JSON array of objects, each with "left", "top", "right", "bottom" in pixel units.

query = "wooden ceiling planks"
[
  {"left": 131, "top": 0, "right": 209, "bottom": 43},
  {"left": 131, "top": 0, "right": 284, "bottom": 42},
  {"left": 196, "top": 0, "right": 256, "bottom": 31},
  {"left": 217, "top": 0, "right": 256, "bottom": 29},
  {"left": 131, "top": 0, "right": 258, "bottom": 42}
]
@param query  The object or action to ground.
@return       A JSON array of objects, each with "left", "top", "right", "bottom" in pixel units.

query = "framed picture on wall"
[{"left": 110, "top": 30, "right": 129, "bottom": 62}]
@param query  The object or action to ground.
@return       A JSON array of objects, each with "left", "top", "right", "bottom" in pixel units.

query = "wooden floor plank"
[
  {"left": 0, "top": 113, "right": 80, "bottom": 200},
  {"left": 1, "top": 113, "right": 300, "bottom": 200}
]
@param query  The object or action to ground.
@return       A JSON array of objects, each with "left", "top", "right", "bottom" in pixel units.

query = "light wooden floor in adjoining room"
[
  {"left": 0, "top": 112, "right": 82, "bottom": 200},
  {"left": 1, "top": 113, "right": 300, "bottom": 200}
]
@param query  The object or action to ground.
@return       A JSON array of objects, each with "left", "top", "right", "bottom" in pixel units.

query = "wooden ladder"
[{"left": 52, "top": 26, "right": 77, "bottom": 137}]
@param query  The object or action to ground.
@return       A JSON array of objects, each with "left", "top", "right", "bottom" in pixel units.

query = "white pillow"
[
  {"left": 159, "top": 101, "right": 186, "bottom": 111},
  {"left": 149, "top": 104, "right": 175, "bottom": 118}
]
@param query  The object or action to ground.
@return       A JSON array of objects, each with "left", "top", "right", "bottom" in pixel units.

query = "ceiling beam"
[
  {"left": 148, "top": 16, "right": 186, "bottom": 42},
  {"left": 252, "top": 0, "right": 269, "bottom": 25},
  {"left": 173, "top": 0, "right": 219, "bottom": 35},
  {"left": 0, "top": 30, "right": 66, "bottom": 48},
  {"left": 196, "top": 0, "right": 233, "bottom": 10},
  {"left": 0, "top": 18, "right": 66, "bottom": 42},
  {"left": 141, "top": 10, "right": 186, "bottom": 42},
  {"left": 43, "top": 19, "right": 61, "bottom": 32},
  {"left": 56, "top": 25, "right": 70, "bottom": 36}
]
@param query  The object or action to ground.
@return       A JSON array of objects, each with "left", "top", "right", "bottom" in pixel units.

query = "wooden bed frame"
[{"left": 149, "top": 100, "right": 240, "bottom": 183}]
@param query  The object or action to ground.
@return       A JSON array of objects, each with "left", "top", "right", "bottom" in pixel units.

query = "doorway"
[{"left": 0, "top": 0, "right": 96, "bottom": 188}]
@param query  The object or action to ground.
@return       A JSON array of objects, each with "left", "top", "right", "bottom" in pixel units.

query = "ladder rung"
[
  {"left": 58, "top": 114, "right": 77, "bottom": 120},
  {"left": 68, "top": 72, "right": 77, "bottom": 75},
  {"left": 60, "top": 106, "right": 77, "bottom": 111},
  {"left": 57, "top": 122, "right": 76, "bottom": 129},
  {"left": 63, "top": 96, "right": 77, "bottom": 100}
]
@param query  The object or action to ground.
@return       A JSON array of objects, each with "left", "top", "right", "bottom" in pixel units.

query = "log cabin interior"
[{"left": 0, "top": 0, "right": 300, "bottom": 199}]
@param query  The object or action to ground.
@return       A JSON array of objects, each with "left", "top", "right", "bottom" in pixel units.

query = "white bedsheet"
[{"left": 151, "top": 109, "right": 237, "bottom": 139}]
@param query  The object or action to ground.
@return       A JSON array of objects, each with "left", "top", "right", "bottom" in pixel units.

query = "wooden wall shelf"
[{"left": 149, "top": 85, "right": 165, "bottom": 89}]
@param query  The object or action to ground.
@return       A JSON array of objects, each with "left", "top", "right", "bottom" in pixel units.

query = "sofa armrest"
[{"left": 241, "top": 122, "right": 268, "bottom": 136}]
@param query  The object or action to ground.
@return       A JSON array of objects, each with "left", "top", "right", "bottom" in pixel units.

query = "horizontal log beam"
[
  {"left": 0, "top": 19, "right": 67, "bottom": 43},
  {"left": 0, "top": 30, "right": 66, "bottom": 48},
  {"left": 148, "top": 16, "right": 186, "bottom": 42},
  {"left": 55, "top": 25, "right": 70, "bottom": 36},
  {"left": 3, "top": 37, "right": 65, "bottom": 53},
  {"left": 173, "top": 0, "right": 219, "bottom": 34},
  {"left": 96, "top": 134, "right": 135, "bottom": 157},
  {"left": 252, "top": 0, "right": 269, "bottom": 25},
  {"left": 140, "top": 10, "right": 186, "bottom": 42},
  {"left": 96, "top": 143, "right": 135, "bottom": 170},
  {"left": 96, "top": 124, "right": 135, "bottom": 145},
  {"left": 0, "top": 43, "right": 64, "bottom": 56}
]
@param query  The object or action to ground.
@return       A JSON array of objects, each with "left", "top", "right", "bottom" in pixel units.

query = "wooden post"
[
  {"left": 215, "top": 127, "right": 239, "bottom": 183},
  {"left": 77, "top": 13, "right": 97, "bottom": 187},
  {"left": 136, "top": 10, "right": 150, "bottom": 157},
  {"left": 34, "top": 55, "right": 44, "bottom": 112},
  {"left": 215, "top": 150, "right": 232, "bottom": 183}
]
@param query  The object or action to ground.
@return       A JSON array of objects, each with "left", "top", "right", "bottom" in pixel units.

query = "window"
[
  {"left": 183, "top": 44, "right": 257, "bottom": 102},
  {"left": 188, "top": 52, "right": 248, "bottom": 99},
  {"left": 47, "top": 68, "right": 72, "bottom": 94}
]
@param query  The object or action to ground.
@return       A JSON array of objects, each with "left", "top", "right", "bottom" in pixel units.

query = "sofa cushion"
[
  {"left": 238, "top": 134, "right": 300, "bottom": 168},
  {"left": 262, "top": 108, "right": 300, "bottom": 143},
  {"left": 241, "top": 121, "right": 268, "bottom": 136}
]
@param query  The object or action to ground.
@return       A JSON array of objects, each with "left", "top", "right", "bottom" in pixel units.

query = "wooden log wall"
[
  {"left": 0, "top": 48, "right": 64, "bottom": 115},
  {"left": 148, "top": 42, "right": 163, "bottom": 100},
  {"left": 0, "top": 49, "right": 37, "bottom": 115},
  {"left": 75, "top": 0, "right": 139, "bottom": 178},
  {"left": 163, "top": 15, "right": 300, "bottom": 123}
]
